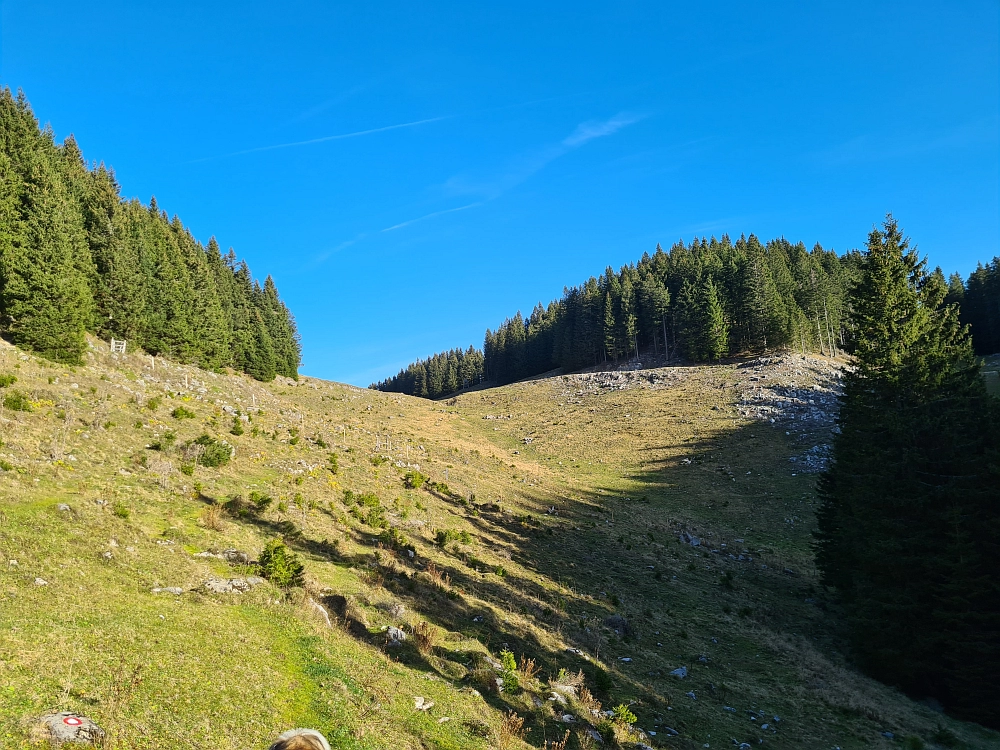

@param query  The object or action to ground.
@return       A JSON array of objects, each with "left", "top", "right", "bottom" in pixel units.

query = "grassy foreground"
[{"left": 0, "top": 337, "right": 996, "bottom": 749}]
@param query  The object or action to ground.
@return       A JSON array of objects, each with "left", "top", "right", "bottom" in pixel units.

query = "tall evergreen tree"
[{"left": 816, "top": 215, "right": 1000, "bottom": 727}]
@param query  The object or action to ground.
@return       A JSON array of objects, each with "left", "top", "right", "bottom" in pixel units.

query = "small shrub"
[
  {"left": 0, "top": 374, "right": 17, "bottom": 387},
  {"left": 498, "top": 648, "right": 519, "bottom": 693},
  {"left": 720, "top": 570, "right": 734, "bottom": 590},
  {"left": 379, "top": 526, "right": 410, "bottom": 550},
  {"left": 593, "top": 667, "right": 613, "bottom": 693},
  {"left": 0, "top": 460, "right": 14, "bottom": 472},
  {"left": 171, "top": 406, "right": 195, "bottom": 419},
  {"left": 494, "top": 565, "right": 506, "bottom": 577},
  {"left": 3, "top": 390, "right": 32, "bottom": 412},
  {"left": 328, "top": 453, "right": 339, "bottom": 474},
  {"left": 611, "top": 703, "right": 636, "bottom": 727},
  {"left": 249, "top": 490, "right": 273, "bottom": 513},
  {"left": 179, "top": 463, "right": 195, "bottom": 476},
  {"left": 257, "top": 539, "right": 305, "bottom": 588},
  {"left": 370, "top": 454, "right": 387, "bottom": 466},
  {"left": 193, "top": 435, "right": 231, "bottom": 467},
  {"left": 230, "top": 416, "right": 244, "bottom": 436},
  {"left": 146, "top": 397, "right": 161, "bottom": 411},
  {"left": 149, "top": 431, "right": 177, "bottom": 452},
  {"left": 403, "top": 470, "right": 427, "bottom": 489},
  {"left": 435, "top": 528, "right": 472, "bottom": 547},
  {"left": 314, "top": 435, "right": 327, "bottom": 448},
  {"left": 111, "top": 502, "right": 131, "bottom": 520}
]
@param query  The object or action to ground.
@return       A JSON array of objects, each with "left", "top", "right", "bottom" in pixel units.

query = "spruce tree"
[{"left": 816, "top": 215, "right": 1000, "bottom": 726}]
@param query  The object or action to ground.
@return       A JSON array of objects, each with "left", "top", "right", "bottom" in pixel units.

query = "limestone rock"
[
  {"left": 30, "top": 712, "right": 105, "bottom": 746},
  {"left": 201, "top": 576, "right": 265, "bottom": 594}
]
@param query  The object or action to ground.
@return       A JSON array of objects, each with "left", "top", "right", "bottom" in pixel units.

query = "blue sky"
[{"left": 2, "top": 1, "right": 997, "bottom": 385}]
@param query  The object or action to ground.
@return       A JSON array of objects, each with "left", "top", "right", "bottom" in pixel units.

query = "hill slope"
[{"left": 1, "top": 338, "right": 996, "bottom": 749}]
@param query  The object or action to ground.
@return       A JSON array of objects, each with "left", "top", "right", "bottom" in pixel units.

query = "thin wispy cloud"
[
  {"left": 563, "top": 113, "right": 643, "bottom": 148},
  {"left": 188, "top": 116, "right": 448, "bottom": 163},
  {"left": 445, "top": 111, "right": 644, "bottom": 200},
  {"left": 313, "top": 111, "right": 643, "bottom": 267},
  {"left": 381, "top": 202, "right": 484, "bottom": 232}
]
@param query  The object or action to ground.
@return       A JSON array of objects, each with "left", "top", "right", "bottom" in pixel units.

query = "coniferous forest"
[
  {"left": 0, "top": 89, "right": 300, "bottom": 380},
  {"left": 374, "top": 231, "right": 1000, "bottom": 399}
]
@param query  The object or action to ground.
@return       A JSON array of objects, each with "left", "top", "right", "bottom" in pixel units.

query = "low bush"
[
  {"left": 257, "top": 539, "right": 304, "bottom": 588},
  {"left": 435, "top": 528, "right": 472, "bottom": 547},
  {"left": 171, "top": 406, "right": 196, "bottom": 419},
  {"left": 3, "top": 390, "right": 32, "bottom": 412},
  {"left": 379, "top": 526, "right": 410, "bottom": 550},
  {"left": 611, "top": 703, "right": 636, "bottom": 727},
  {"left": 193, "top": 435, "right": 231, "bottom": 467},
  {"left": 0, "top": 374, "right": 17, "bottom": 387},
  {"left": 403, "top": 470, "right": 427, "bottom": 489},
  {"left": 498, "top": 648, "right": 519, "bottom": 693}
]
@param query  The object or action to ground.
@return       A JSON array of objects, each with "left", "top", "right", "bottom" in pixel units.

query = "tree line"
[
  {"left": 0, "top": 88, "right": 300, "bottom": 380},
  {"left": 947, "top": 258, "right": 1000, "bottom": 356},
  {"left": 375, "top": 234, "right": 858, "bottom": 396},
  {"left": 817, "top": 216, "right": 999, "bottom": 728},
  {"left": 377, "top": 234, "right": 998, "bottom": 400},
  {"left": 371, "top": 346, "right": 484, "bottom": 399}
]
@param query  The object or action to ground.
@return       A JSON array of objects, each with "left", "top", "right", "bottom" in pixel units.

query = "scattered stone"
[
  {"left": 201, "top": 576, "right": 265, "bottom": 594},
  {"left": 685, "top": 691, "right": 696, "bottom": 700},
  {"left": 151, "top": 587, "right": 184, "bottom": 595},
  {"left": 34, "top": 577, "right": 48, "bottom": 586},
  {"left": 549, "top": 692, "right": 568, "bottom": 705},
  {"left": 414, "top": 696, "right": 434, "bottom": 711},
  {"left": 309, "top": 597, "right": 332, "bottom": 627},
  {"left": 618, "top": 657, "right": 632, "bottom": 663},
  {"left": 101, "top": 551, "right": 113, "bottom": 561},
  {"left": 679, "top": 531, "right": 700, "bottom": 546},
  {"left": 437, "top": 717, "right": 450, "bottom": 724},
  {"left": 584, "top": 726, "right": 604, "bottom": 743},
  {"left": 662, "top": 727, "right": 679, "bottom": 736},
  {"left": 386, "top": 626, "right": 407, "bottom": 645},
  {"left": 561, "top": 714, "right": 576, "bottom": 723},
  {"left": 669, "top": 666, "right": 687, "bottom": 678},
  {"left": 57, "top": 504, "right": 71, "bottom": 512},
  {"left": 30, "top": 712, "right": 105, "bottom": 746}
]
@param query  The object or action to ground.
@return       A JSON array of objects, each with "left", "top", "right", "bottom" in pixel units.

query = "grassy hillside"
[{"left": 0, "top": 338, "right": 996, "bottom": 749}]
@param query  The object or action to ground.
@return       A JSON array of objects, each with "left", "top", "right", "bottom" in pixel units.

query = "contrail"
[
  {"left": 189, "top": 116, "right": 448, "bottom": 163},
  {"left": 381, "top": 202, "right": 483, "bottom": 232}
]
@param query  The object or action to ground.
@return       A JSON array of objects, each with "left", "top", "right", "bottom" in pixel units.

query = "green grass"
[{"left": 0, "top": 339, "right": 997, "bottom": 749}]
